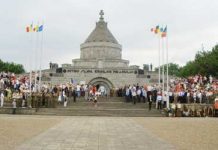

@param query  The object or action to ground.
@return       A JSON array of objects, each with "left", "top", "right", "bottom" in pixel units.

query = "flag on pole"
[
  {"left": 26, "top": 26, "right": 30, "bottom": 32},
  {"left": 26, "top": 23, "right": 33, "bottom": 32},
  {"left": 26, "top": 23, "right": 44, "bottom": 32},
  {"left": 151, "top": 25, "right": 162, "bottom": 34},
  {"left": 155, "top": 25, "right": 159, "bottom": 34},
  {"left": 34, "top": 25, "right": 39, "bottom": 32},
  {"left": 30, "top": 24, "right": 33, "bottom": 32},
  {"left": 161, "top": 26, "right": 167, "bottom": 37},
  {"left": 38, "top": 25, "right": 43, "bottom": 32}
]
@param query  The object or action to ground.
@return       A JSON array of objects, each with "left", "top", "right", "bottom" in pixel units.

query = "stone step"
[
  {"left": 72, "top": 97, "right": 124, "bottom": 102},
  {"left": 63, "top": 102, "right": 154, "bottom": 108},
  {"left": 35, "top": 108, "right": 163, "bottom": 117},
  {"left": 0, "top": 106, "right": 162, "bottom": 117},
  {"left": 0, "top": 107, "right": 37, "bottom": 115},
  {"left": 0, "top": 96, "right": 163, "bottom": 117}
]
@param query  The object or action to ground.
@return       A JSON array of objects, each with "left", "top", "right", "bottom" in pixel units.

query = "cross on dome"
[{"left": 99, "top": 10, "right": 104, "bottom": 21}]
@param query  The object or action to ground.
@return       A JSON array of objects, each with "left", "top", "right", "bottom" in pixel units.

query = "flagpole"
[
  {"left": 158, "top": 35, "right": 161, "bottom": 89},
  {"left": 39, "top": 21, "right": 44, "bottom": 92},
  {"left": 29, "top": 22, "right": 33, "bottom": 95},
  {"left": 34, "top": 23, "right": 39, "bottom": 92},
  {"left": 161, "top": 36, "right": 165, "bottom": 102},
  {"left": 166, "top": 29, "right": 169, "bottom": 109}
]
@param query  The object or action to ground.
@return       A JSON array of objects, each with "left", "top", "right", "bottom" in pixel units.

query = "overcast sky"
[{"left": 0, "top": 0, "right": 217, "bottom": 71}]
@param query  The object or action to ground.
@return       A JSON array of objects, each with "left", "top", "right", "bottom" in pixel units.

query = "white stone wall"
[
  {"left": 72, "top": 59, "right": 129, "bottom": 68},
  {"left": 49, "top": 70, "right": 150, "bottom": 88},
  {"left": 80, "top": 42, "right": 122, "bottom": 60}
]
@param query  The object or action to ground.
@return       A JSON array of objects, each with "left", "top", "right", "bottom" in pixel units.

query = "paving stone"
[{"left": 15, "top": 117, "right": 175, "bottom": 150}]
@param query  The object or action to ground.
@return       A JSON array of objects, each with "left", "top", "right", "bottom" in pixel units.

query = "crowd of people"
[
  {"left": 119, "top": 74, "right": 218, "bottom": 116},
  {"left": 0, "top": 72, "right": 107, "bottom": 110},
  {"left": 0, "top": 72, "right": 217, "bottom": 116}
]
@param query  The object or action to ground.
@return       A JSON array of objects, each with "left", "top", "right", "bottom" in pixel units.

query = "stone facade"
[{"left": 44, "top": 10, "right": 158, "bottom": 90}]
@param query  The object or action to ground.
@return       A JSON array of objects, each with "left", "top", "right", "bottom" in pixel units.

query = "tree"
[
  {"left": 0, "top": 59, "right": 25, "bottom": 74},
  {"left": 154, "top": 44, "right": 218, "bottom": 78},
  {"left": 180, "top": 44, "right": 218, "bottom": 77},
  {"left": 155, "top": 63, "right": 181, "bottom": 76}
]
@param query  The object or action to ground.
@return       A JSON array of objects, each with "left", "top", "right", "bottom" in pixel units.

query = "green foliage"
[
  {"left": 155, "top": 63, "right": 181, "bottom": 76},
  {"left": 0, "top": 59, "right": 25, "bottom": 74},
  {"left": 155, "top": 44, "right": 218, "bottom": 78},
  {"left": 180, "top": 44, "right": 218, "bottom": 77}
]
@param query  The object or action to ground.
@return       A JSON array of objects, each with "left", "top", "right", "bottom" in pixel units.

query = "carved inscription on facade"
[{"left": 63, "top": 69, "right": 135, "bottom": 74}]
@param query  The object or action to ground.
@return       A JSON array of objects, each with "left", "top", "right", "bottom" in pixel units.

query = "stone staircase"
[
  {"left": 35, "top": 97, "right": 164, "bottom": 117},
  {"left": 0, "top": 97, "right": 164, "bottom": 117}
]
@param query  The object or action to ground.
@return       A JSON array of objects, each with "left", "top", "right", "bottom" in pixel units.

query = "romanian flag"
[
  {"left": 151, "top": 25, "right": 167, "bottom": 37},
  {"left": 26, "top": 24, "right": 43, "bottom": 32},
  {"left": 161, "top": 26, "right": 167, "bottom": 37}
]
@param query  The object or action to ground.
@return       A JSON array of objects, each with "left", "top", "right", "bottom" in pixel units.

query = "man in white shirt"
[
  {"left": 131, "top": 86, "right": 137, "bottom": 105},
  {"left": 76, "top": 84, "right": 81, "bottom": 97},
  {"left": 0, "top": 91, "right": 4, "bottom": 107},
  {"left": 156, "top": 93, "right": 162, "bottom": 110},
  {"left": 136, "top": 88, "right": 141, "bottom": 103},
  {"left": 142, "top": 88, "right": 147, "bottom": 103},
  {"left": 99, "top": 86, "right": 105, "bottom": 96},
  {"left": 209, "top": 75, "right": 213, "bottom": 84},
  {"left": 197, "top": 91, "right": 202, "bottom": 104}
]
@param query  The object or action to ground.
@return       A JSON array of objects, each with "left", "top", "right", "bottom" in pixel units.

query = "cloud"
[{"left": 0, "top": 0, "right": 217, "bottom": 72}]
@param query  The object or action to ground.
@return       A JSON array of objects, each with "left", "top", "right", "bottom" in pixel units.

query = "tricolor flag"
[
  {"left": 161, "top": 26, "right": 167, "bottom": 38},
  {"left": 26, "top": 24, "right": 43, "bottom": 32}
]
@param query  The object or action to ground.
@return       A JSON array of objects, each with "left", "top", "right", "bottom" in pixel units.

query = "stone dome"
[
  {"left": 84, "top": 20, "right": 118, "bottom": 44},
  {"left": 80, "top": 10, "right": 122, "bottom": 60}
]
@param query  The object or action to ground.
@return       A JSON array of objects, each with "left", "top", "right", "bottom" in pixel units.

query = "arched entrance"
[{"left": 88, "top": 77, "right": 114, "bottom": 96}]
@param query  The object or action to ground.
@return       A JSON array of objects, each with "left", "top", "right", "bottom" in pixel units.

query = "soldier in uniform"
[
  {"left": 36, "top": 92, "right": 42, "bottom": 109},
  {"left": 41, "top": 91, "right": 46, "bottom": 107},
  {"left": 31, "top": 92, "right": 36, "bottom": 108},
  {"left": 52, "top": 92, "right": 57, "bottom": 108},
  {"left": 26, "top": 92, "right": 32, "bottom": 108},
  {"left": 17, "top": 91, "right": 23, "bottom": 108},
  {"left": 45, "top": 92, "right": 52, "bottom": 108}
]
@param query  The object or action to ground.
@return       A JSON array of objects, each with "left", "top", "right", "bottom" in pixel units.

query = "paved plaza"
[
  {"left": 0, "top": 115, "right": 218, "bottom": 150},
  {"left": 15, "top": 117, "right": 174, "bottom": 150}
]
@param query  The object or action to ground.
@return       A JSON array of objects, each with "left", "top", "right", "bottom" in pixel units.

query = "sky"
[{"left": 0, "top": 0, "right": 217, "bottom": 71}]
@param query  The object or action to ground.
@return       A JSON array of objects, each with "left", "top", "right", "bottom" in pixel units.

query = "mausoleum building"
[{"left": 44, "top": 10, "right": 158, "bottom": 91}]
